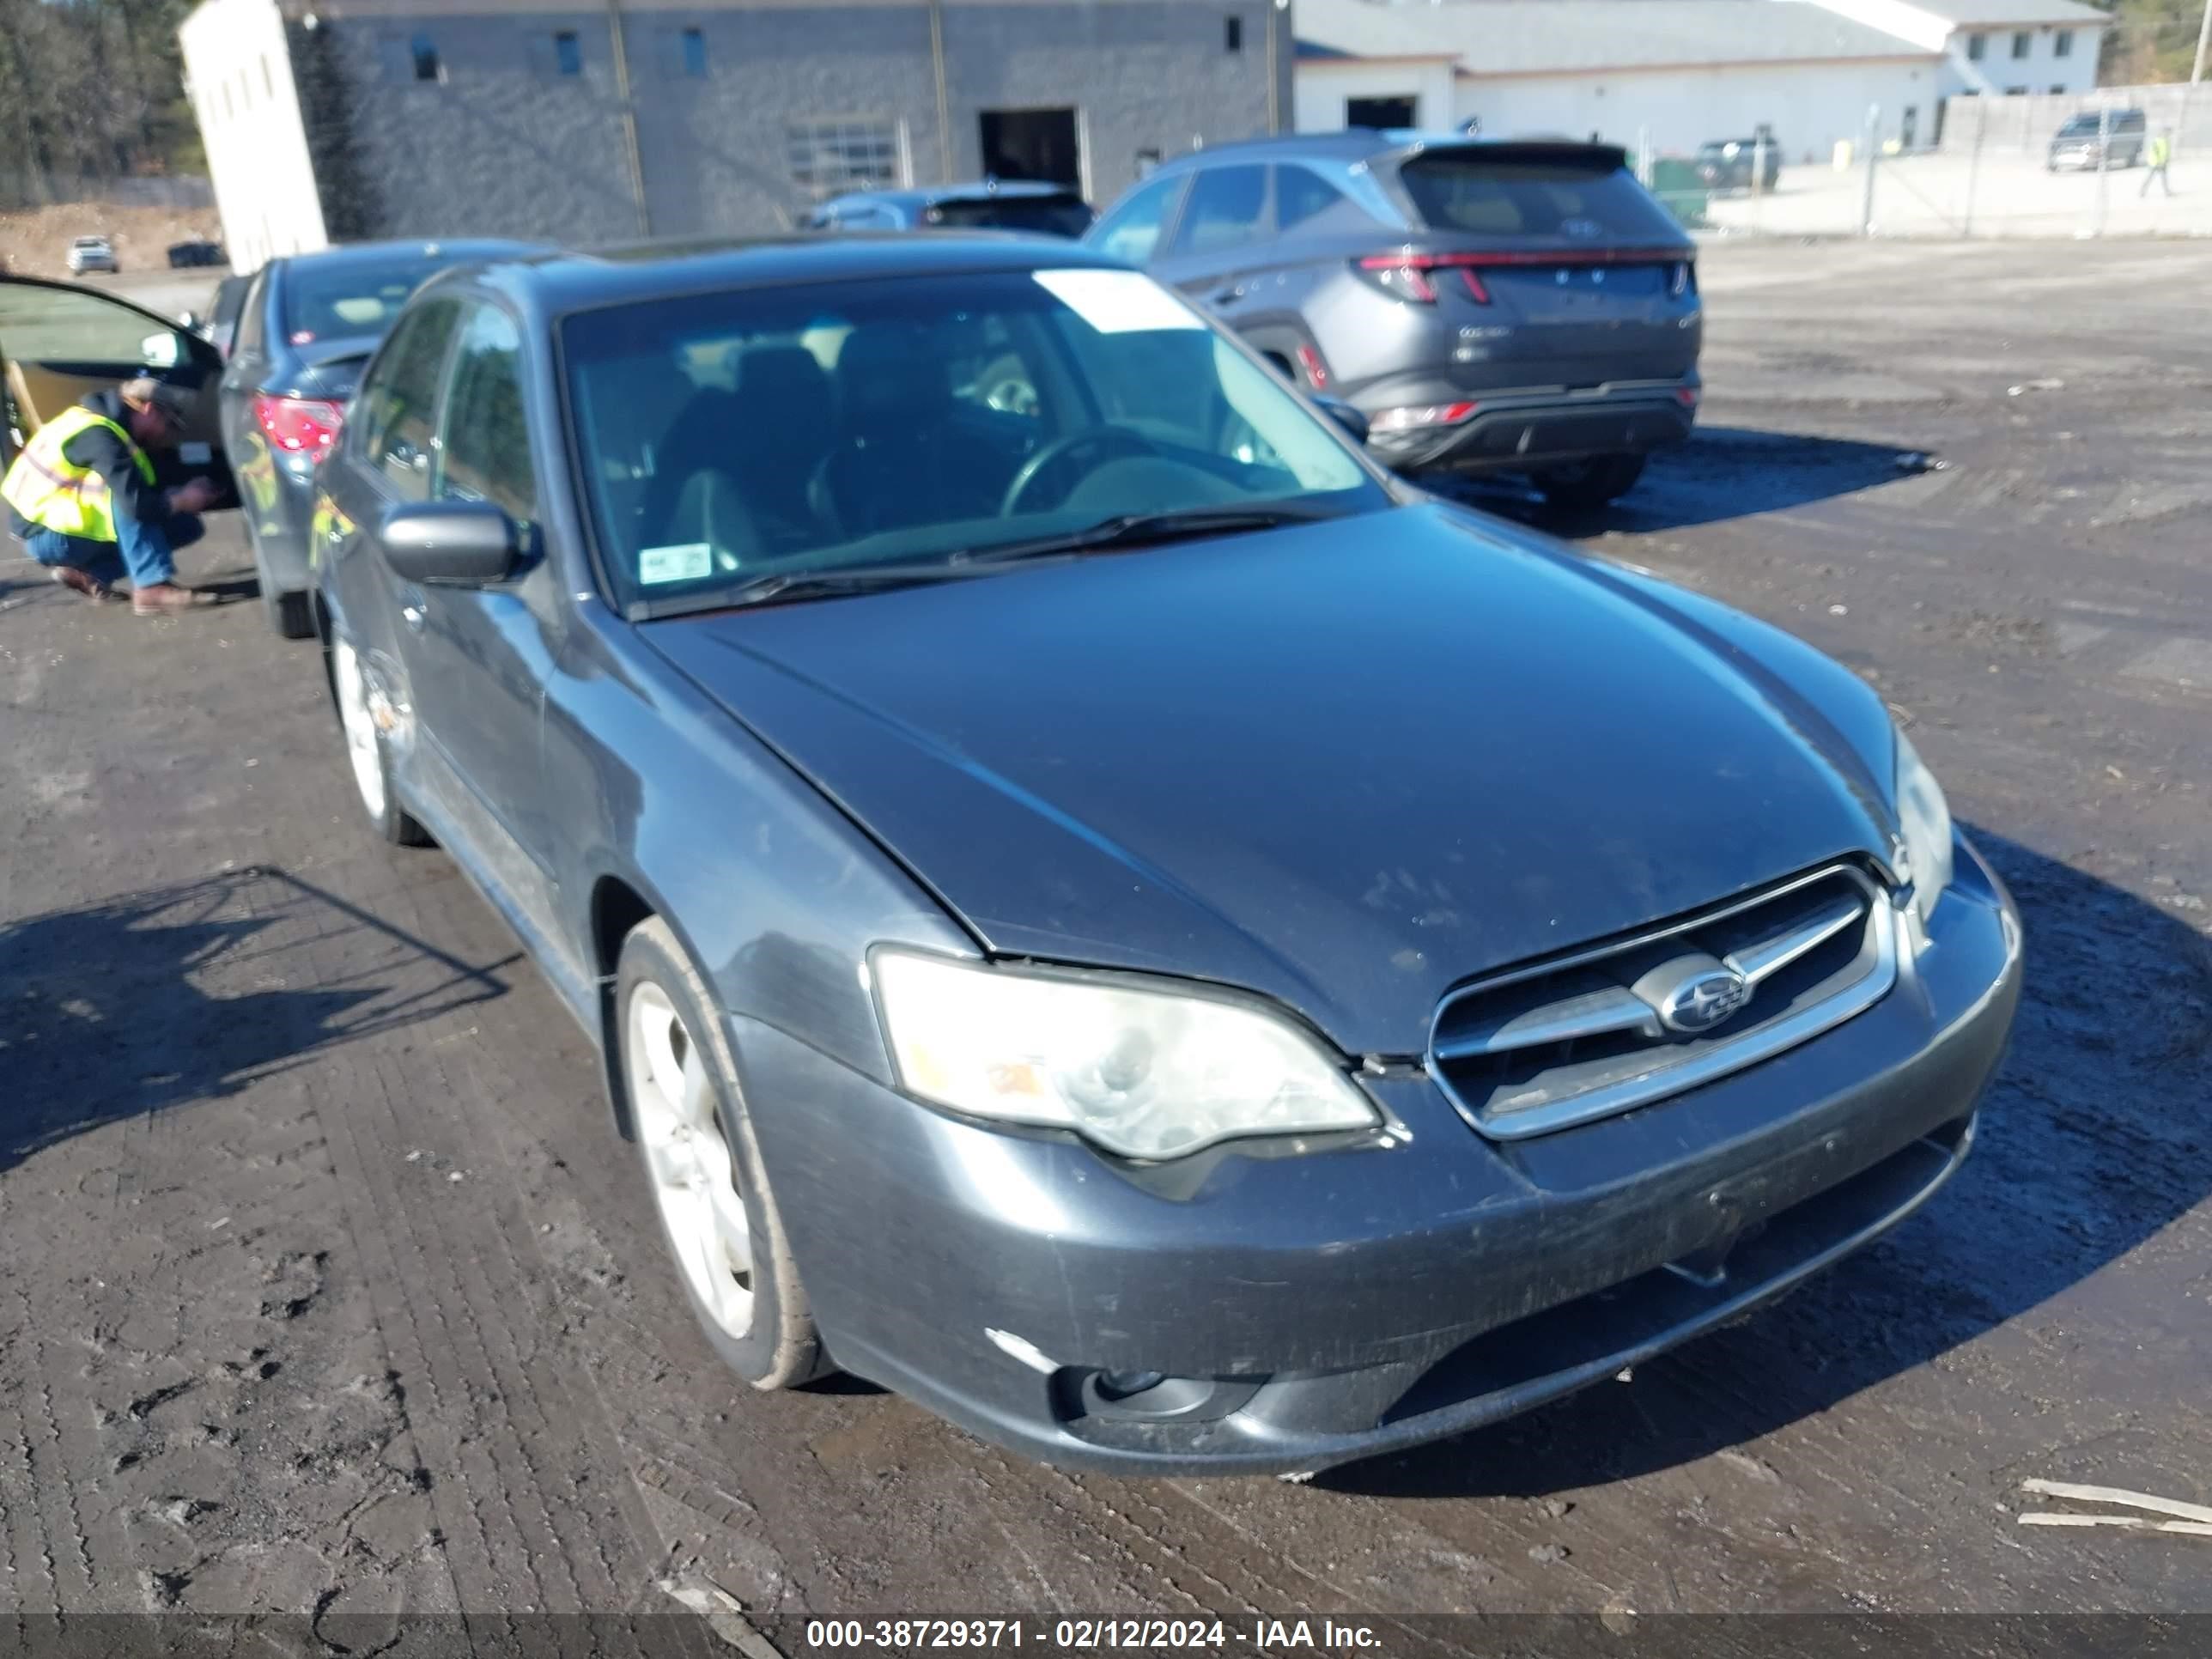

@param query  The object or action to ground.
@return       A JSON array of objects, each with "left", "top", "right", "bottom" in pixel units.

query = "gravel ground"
[{"left": 3, "top": 238, "right": 2209, "bottom": 1647}]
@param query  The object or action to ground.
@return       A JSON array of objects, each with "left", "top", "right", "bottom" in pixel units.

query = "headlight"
[
  {"left": 1893, "top": 728, "right": 1954, "bottom": 925},
  {"left": 872, "top": 951, "right": 1378, "bottom": 1161}
]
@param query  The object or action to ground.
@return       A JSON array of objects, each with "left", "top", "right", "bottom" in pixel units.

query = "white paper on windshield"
[
  {"left": 638, "top": 542, "right": 713, "bottom": 586},
  {"left": 1032, "top": 269, "right": 1204, "bottom": 334}
]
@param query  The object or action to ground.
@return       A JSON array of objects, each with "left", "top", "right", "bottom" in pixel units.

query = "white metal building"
[
  {"left": 179, "top": 0, "right": 331, "bottom": 272},
  {"left": 1806, "top": 0, "right": 2111, "bottom": 102},
  {"left": 1294, "top": 0, "right": 1956, "bottom": 161}
]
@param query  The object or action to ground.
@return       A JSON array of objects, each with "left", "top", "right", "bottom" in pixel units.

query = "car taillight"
[
  {"left": 1368, "top": 402, "right": 1480, "bottom": 434},
  {"left": 253, "top": 392, "right": 344, "bottom": 459},
  {"left": 1354, "top": 252, "right": 1492, "bottom": 305},
  {"left": 1295, "top": 343, "right": 1331, "bottom": 389}
]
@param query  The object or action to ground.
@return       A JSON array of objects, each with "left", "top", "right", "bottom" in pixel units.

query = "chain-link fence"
[{"left": 1634, "top": 84, "right": 2211, "bottom": 242}]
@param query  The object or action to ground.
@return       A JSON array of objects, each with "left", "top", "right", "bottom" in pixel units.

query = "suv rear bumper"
[{"left": 1365, "top": 382, "right": 1698, "bottom": 475}]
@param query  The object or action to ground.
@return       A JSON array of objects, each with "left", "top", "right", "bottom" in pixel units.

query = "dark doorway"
[
  {"left": 1346, "top": 94, "right": 1418, "bottom": 131},
  {"left": 979, "top": 108, "right": 1081, "bottom": 186}
]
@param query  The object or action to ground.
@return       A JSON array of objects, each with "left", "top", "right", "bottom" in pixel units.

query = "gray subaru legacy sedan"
[{"left": 308, "top": 235, "right": 2021, "bottom": 1477}]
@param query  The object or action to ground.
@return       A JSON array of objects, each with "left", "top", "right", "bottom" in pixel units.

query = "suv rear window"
[
  {"left": 1397, "top": 151, "right": 1680, "bottom": 242},
  {"left": 928, "top": 196, "right": 1094, "bottom": 238}
]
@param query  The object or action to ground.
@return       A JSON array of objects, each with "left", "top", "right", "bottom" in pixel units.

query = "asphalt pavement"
[{"left": 3, "top": 239, "right": 2209, "bottom": 1643}]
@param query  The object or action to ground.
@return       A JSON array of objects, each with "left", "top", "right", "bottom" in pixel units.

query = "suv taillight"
[
  {"left": 1353, "top": 252, "right": 1492, "bottom": 305},
  {"left": 252, "top": 392, "right": 344, "bottom": 459}
]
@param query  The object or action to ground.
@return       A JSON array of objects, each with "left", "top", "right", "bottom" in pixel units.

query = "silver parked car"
[
  {"left": 65, "top": 236, "right": 118, "bottom": 276},
  {"left": 1085, "top": 131, "right": 1700, "bottom": 507}
]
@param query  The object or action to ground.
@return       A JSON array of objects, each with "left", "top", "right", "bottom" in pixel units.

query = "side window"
[
  {"left": 1086, "top": 173, "right": 1186, "bottom": 266},
  {"left": 435, "top": 303, "right": 538, "bottom": 527},
  {"left": 0, "top": 283, "right": 187, "bottom": 367},
  {"left": 1273, "top": 165, "right": 1362, "bottom": 234},
  {"left": 234, "top": 270, "right": 270, "bottom": 354},
  {"left": 353, "top": 298, "right": 459, "bottom": 503},
  {"left": 1170, "top": 165, "right": 1267, "bottom": 257}
]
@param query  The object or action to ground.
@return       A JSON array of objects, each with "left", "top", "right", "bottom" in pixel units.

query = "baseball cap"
[{"left": 120, "top": 377, "right": 191, "bottom": 422}]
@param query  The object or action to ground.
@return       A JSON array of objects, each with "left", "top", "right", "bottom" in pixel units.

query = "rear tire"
[
  {"left": 268, "top": 586, "right": 315, "bottom": 640},
  {"left": 1533, "top": 453, "right": 1647, "bottom": 508},
  {"left": 616, "top": 916, "right": 832, "bottom": 1391}
]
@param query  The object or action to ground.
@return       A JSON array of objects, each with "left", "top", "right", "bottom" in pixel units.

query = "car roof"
[
  {"left": 72, "top": 236, "right": 111, "bottom": 245},
  {"left": 1144, "top": 131, "right": 1629, "bottom": 176},
  {"left": 272, "top": 237, "right": 546, "bottom": 274},
  {"left": 459, "top": 233, "right": 1131, "bottom": 318},
  {"left": 829, "top": 180, "right": 1085, "bottom": 210}
]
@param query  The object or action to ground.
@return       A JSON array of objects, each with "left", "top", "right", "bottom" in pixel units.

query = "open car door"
[{"left": 0, "top": 275, "right": 235, "bottom": 503}]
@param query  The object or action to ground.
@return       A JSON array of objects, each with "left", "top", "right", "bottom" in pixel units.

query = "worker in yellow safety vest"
[{"left": 3, "top": 377, "right": 220, "bottom": 615}]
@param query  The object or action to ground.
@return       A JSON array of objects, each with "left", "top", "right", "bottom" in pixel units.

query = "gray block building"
[{"left": 179, "top": 0, "right": 1295, "bottom": 272}]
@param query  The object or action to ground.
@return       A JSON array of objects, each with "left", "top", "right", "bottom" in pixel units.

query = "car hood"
[{"left": 643, "top": 503, "right": 1903, "bottom": 1055}]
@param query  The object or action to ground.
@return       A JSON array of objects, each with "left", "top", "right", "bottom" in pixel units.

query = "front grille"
[{"left": 1430, "top": 866, "right": 1898, "bottom": 1140}]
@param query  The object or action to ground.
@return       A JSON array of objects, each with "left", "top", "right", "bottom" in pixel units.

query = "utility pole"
[
  {"left": 1859, "top": 104, "right": 1880, "bottom": 236},
  {"left": 929, "top": 0, "right": 953, "bottom": 182},
  {"left": 605, "top": 0, "right": 651, "bottom": 236}
]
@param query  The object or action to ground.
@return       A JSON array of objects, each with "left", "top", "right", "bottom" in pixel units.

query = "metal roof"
[
  {"left": 1899, "top": 0, "right": 2110, "bottom": 26},
  {"left": 1295, "top": 0, "right": 1942, "bottom": 75}
]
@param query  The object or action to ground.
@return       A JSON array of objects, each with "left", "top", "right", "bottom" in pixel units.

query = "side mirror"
[
  {"left": 1313, "top": 395, "right": 1370, "bottom": 447},
  {"left": 377, "top": 500, "right": 521, "bottom": 586}
]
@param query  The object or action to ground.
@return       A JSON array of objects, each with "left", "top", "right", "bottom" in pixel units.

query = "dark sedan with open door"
[
  {"left": 1, "top": 272, "right": 234, "bottom": 504},
  {"left": 218, "top": 239, "right": 540, "bottom": 638},
  {"left": 307, "top": 235, "right": 2020, "bottom": 1478}
]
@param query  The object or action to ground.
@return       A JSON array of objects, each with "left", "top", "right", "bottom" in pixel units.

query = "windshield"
[
  {"left": 928, "top": 197, "right": 1096, "bottom": 238},
  {"left": 1398, "top": 153, "right": 1681, "bottom": 242},
  {"left": 562, "top": 268, "right": 1388, "bottom": 612},
  {"left": 283, "top": 256, "right": 453, "bottom": 345}
]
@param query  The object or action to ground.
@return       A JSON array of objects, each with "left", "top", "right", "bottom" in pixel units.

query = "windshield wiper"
[
  {"left": 962, "top": 505, "right": 1336, "bottom": 568},
  {"left": 626, "top": 562, "right": 988, "bottom": 622}
]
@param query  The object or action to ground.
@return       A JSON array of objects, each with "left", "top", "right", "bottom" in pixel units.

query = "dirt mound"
[{"left": 0, "top": 203, "right": 227, "bottom": 280}]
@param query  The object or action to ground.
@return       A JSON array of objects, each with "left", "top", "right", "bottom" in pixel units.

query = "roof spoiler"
[{"left": 1384, "top": 136, "right": 1632, "bottom": 172}]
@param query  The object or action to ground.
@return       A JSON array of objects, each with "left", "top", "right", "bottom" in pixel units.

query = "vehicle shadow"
[
  {"left": 1432, "top": 425, "right": 1934, "bottom": 536},
  {"left": 1324, "top": 828, "right": 2212, "bottom": 1498},
  {"left": 0, "top": 866, "right": 516, "bottom": 1176}
]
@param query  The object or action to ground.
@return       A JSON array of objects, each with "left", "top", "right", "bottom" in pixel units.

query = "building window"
[
  {"left": 1346, "top": 94, "right": 1418, "bottom": 130},
  {"left": 2053, "top": 29, "right": 2073, "bottom": 58},
  {"left": 683, "top": 27, "right": 708, "bottom": 76},
  {"left": 2050, "top": 82, "right": 2065, "bottom": 94},
  {"left": 2010, "top": 30, "right": 2031, "bottom": 58},
  {"left": 555, "top": 31, "right": 581, "bottom": 76},
  {"left": 412, "top": 33, "right": 441, "bottom": 82},
  {"left": 787, "top": 117, "right": 908, "bottom": 199},
  {"left": 1966, "top": 33, "right": 1986, "bottom": 61},
  {"left": 2006, "top": 85, "right": 2027, "bottom": 95},
  {"left": 1224, "top": 15, "right": 1242, "bottom": 52}
]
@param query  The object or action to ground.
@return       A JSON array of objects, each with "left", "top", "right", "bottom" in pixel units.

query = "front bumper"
[
  {"left": 734, "top": 837, "right": 2021, "bottom": 1477},
  {"left": 1367, "top": 383, "right": 1698, "bottom": 476}
]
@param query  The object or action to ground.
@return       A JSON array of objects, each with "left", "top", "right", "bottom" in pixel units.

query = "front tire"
[
  {"left": 330, "top": 636, "right": 430, "bottom": 847},
  {"left": 617, "top": 917, "right": 830, "bottom": 1390},
  {"left": 1533, "top": 453, "right": 1648, "bottom": 508}
]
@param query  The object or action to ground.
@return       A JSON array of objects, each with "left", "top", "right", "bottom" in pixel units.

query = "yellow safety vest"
[{"left": 1, "top": 404, "right": 158, "bottom": 543}]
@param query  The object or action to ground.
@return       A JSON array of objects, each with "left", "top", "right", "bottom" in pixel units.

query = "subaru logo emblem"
[{"left": 1658, "top": 969, "right": 1752, "bottom": 1034}]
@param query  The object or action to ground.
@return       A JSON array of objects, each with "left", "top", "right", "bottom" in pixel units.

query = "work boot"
[
  {"left": 52, "top": 566, "right": 112, "bottom": 602},
  {"left": 131, "top": 582, "right": 210, "bottom": 617}
]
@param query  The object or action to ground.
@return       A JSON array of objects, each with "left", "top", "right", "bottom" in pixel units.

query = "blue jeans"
[{"left": 17, "top": 514, "right": 204, "bottom": 589}]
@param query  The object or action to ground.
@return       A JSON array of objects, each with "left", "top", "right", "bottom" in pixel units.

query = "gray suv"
[{"left": 1085, "top": 132, "right": 1701, "bottom": 506}]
